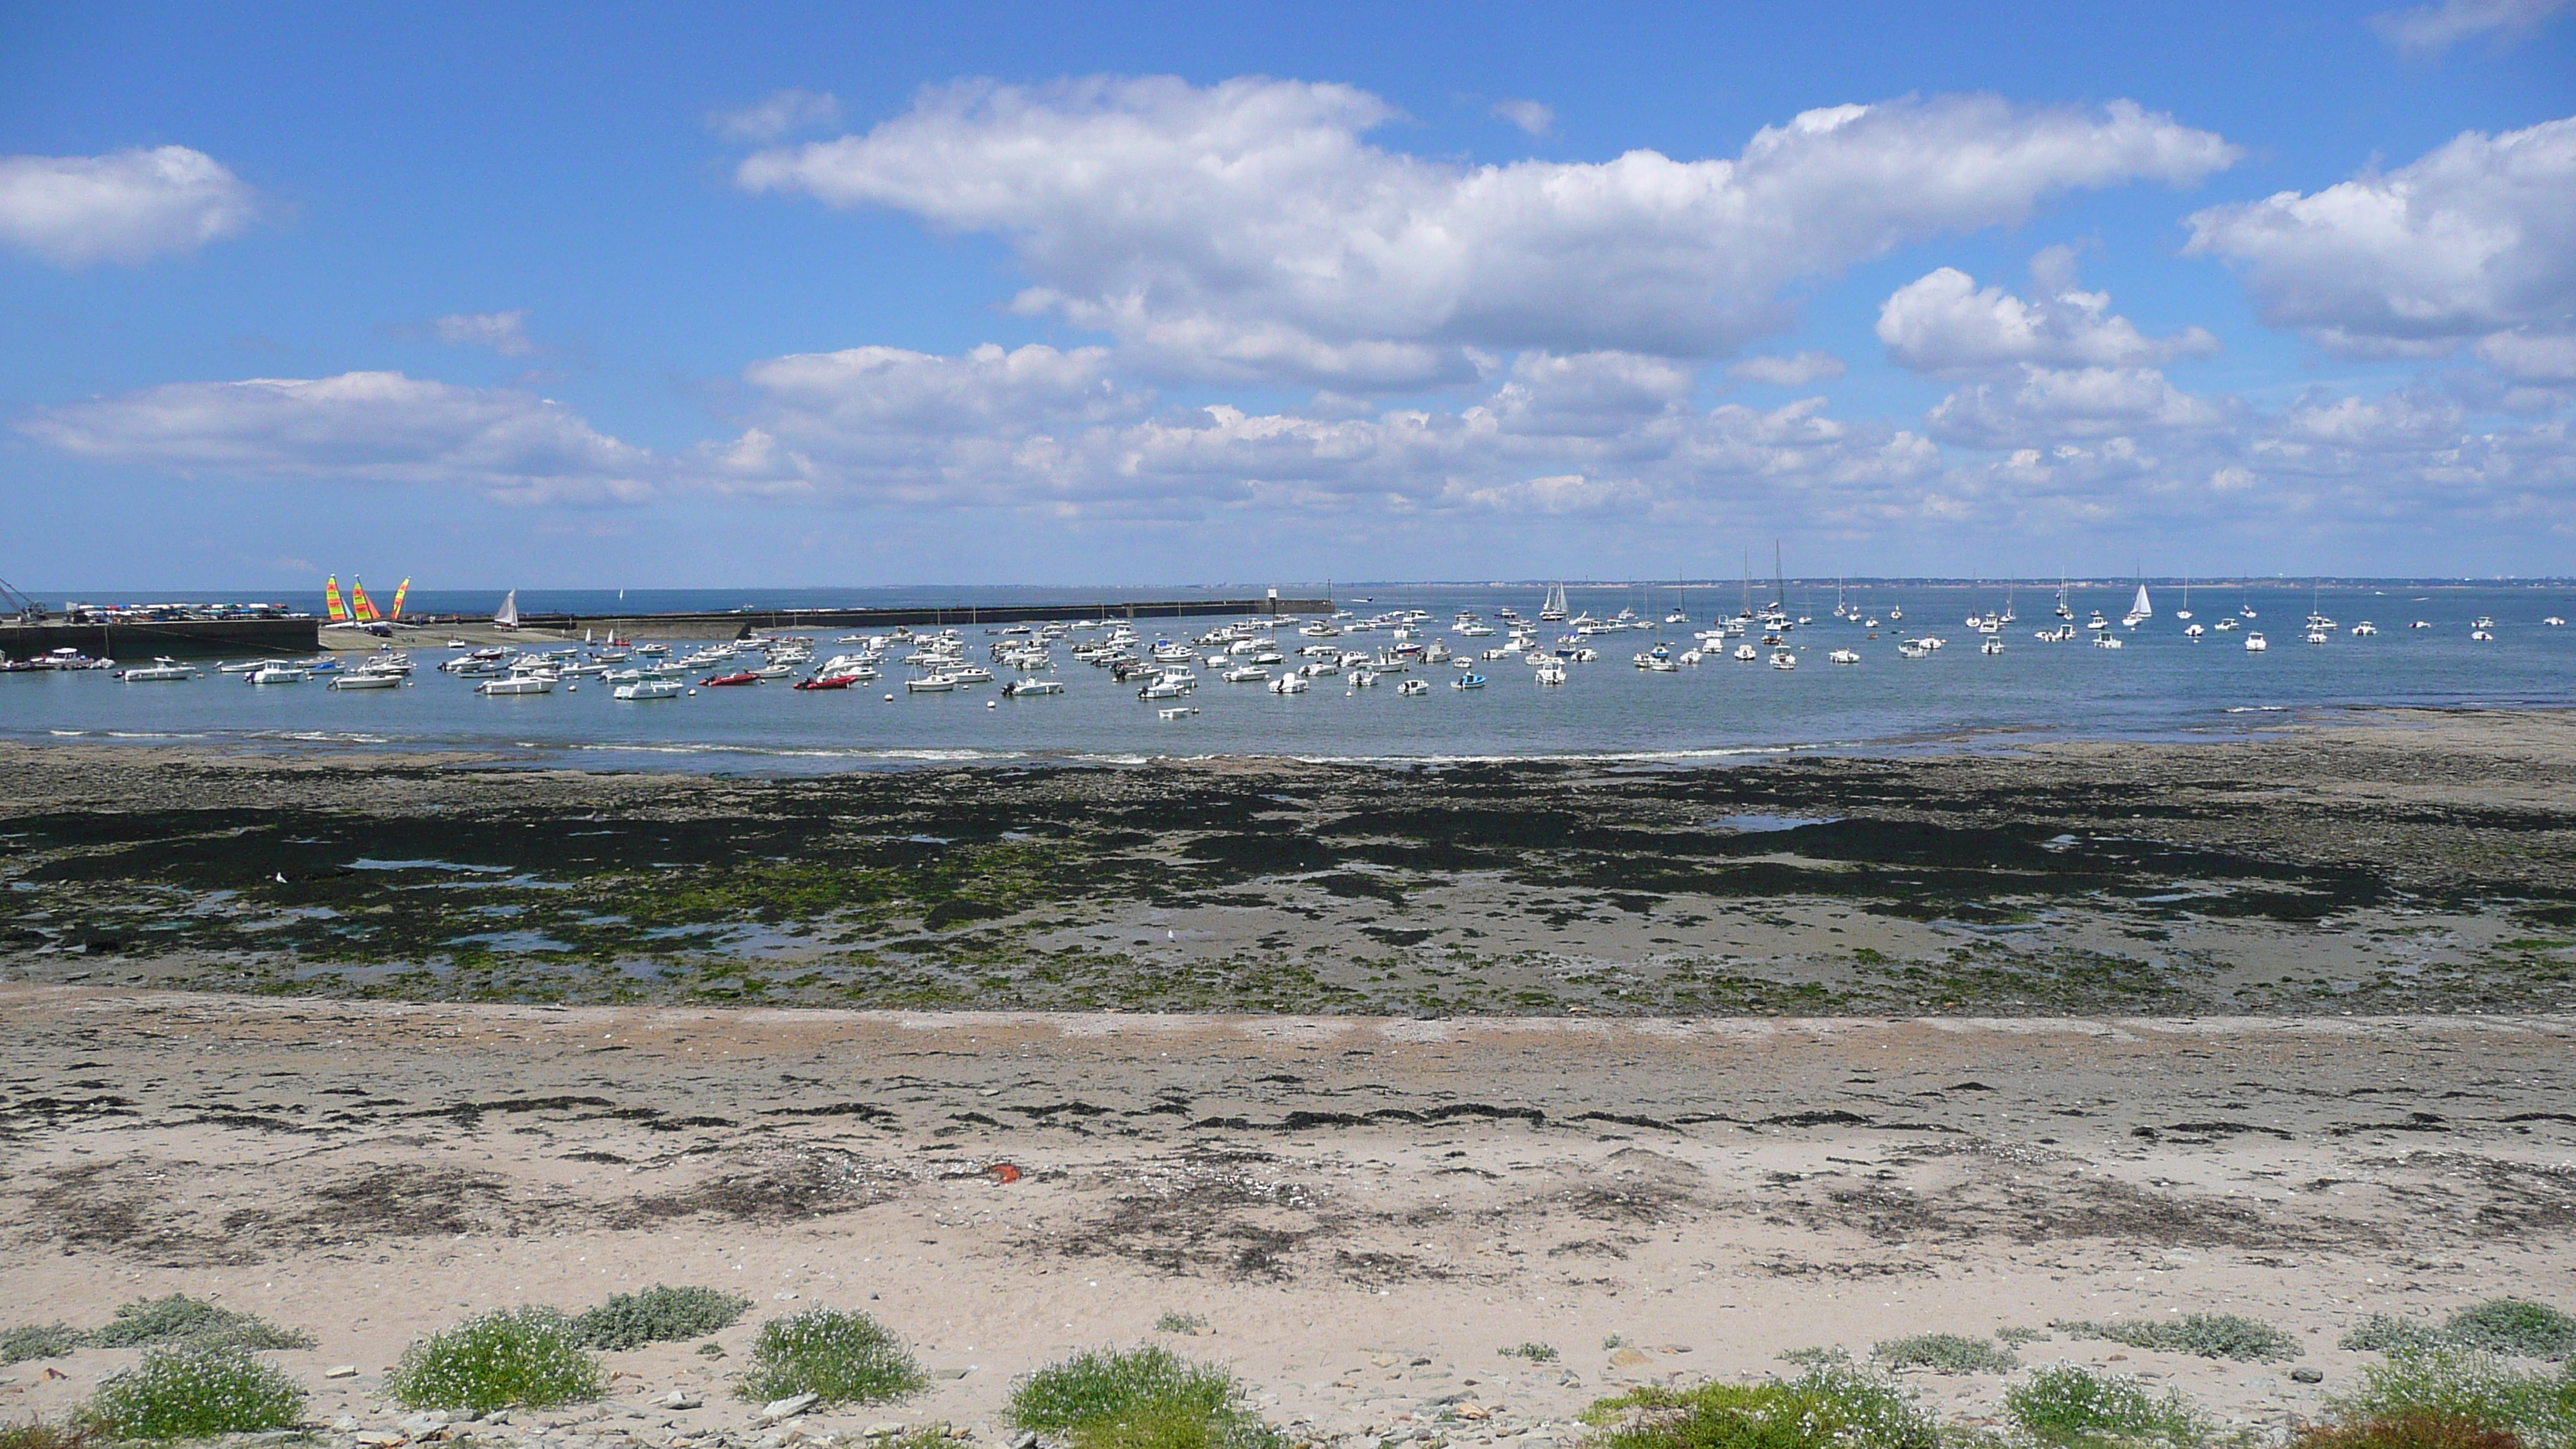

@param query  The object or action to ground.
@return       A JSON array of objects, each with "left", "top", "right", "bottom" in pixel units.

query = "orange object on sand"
[{"left": 988, "top": 1163, "right": 1023, "bottom": 1184}]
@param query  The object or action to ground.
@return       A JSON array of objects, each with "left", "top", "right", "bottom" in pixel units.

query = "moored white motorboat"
[
  {"left": 2245, "top": 632, "right": 2269, "bottom": 652},
  {"left": 328, "top": 670, "right": 404, "bottom": 690},
  {"left": 248, "top": 663, "right": 309, "bottom": 684},
  {"left": 1396, "top": 677, "right": 1430, "bottom": 695},
  {"left": 1451, "top": 672, "right": 1486, "bottom": 689},
  {"left": 118, "top": 657, "right": 196, "bottom": 681},
  {"left": 1769, "top": 649, "right": 1797, "bottom": 669},
  {"left": 476, "top": 674, "right": 551, "bottom": 694},
  {"left": 1269, "top": 673, "right": 1310, "bottom": 694},
  {"left": 906, "top": 674, "right": 957, "bottom": 692},
  {"left": 613, "top": 678, "right": 683, "bottom": 701}
]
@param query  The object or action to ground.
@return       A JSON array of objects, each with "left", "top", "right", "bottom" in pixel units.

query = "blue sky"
[{"left": 3, "top": 2, "right": 2571, "bottom": 590}]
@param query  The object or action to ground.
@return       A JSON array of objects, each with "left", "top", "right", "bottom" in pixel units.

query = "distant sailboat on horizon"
[{"left": 493, "top": 589, "right": 520, "bottom": 631}]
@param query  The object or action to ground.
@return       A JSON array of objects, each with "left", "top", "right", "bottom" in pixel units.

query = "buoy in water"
[
  {"left": 884, "top": 693, "right": 895, "bottom": 701},
  {"left": 987, "top": 699, "right": 997, "bottom": 708},
  {"left": 686, "top": 687, "right": 697, "bottom": 695}
]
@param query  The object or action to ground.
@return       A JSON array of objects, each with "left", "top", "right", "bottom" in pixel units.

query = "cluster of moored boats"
[{"left": 8, "top": 589, "right": 2561, "bottom": 703}]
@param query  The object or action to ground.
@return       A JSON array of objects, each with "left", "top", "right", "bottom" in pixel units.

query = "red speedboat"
[
  {"left": 793, "top": 673, "right": 858, "bottom": 691},
  {"left": 702, "top": 671, "right": 760, "bottom": 687}
]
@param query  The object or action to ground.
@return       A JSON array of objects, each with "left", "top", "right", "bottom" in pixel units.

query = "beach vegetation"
[
  {"left": 2051, "top": 1314, "right": 2301, "bottom": 1362},
  {"left": 2342, "top": 1303, "right": 2576, "bottom": 1362},
  {"left": 2330, "top": 1347, "right": 2576, "bottom": 1448},
  {"left": 1154, "top": 1314, "right": 1211, "bottom": 1336},
  {"left": 1776, "top": 1348, "right": 1852, "bottom": 1368},
  {"left": 2004, "top": 1364, "right": 2204, "bottom": 1447},
  {"left": 1009, "top": 1345, "right": 1276, "bottom": 1449},
  {"left": 1582, "top": 1364, "right": 1937, "bottom": 1449},
  {"left": 2446, "top": 1303, "right": 2576, "bottom": 1361},
  {"left": 572, "top": 1285, "right": 751, "bottom": 1352},
  {"left": 1502, "top": 1343, "right": 1560, "bottom": 1363},
  {"left": 85, "top": 1295, "right": 315, "bottom": 1353},
  {"left": 1998, "top": 1327, "right": 2051, "bottom": 1348},
  {"left": 735, "top": 1307, "right": 925, "bottom": 1407},
  {"left": 2292, "top": 1413, "right": 2523, "bottom": 1449},
  {"left": 77, "top": 1345, "right": 307, "bottom": 1440},
  {"left": 0, "top": 1422, "right": 94, "bottom": 1449},
  {"left": 1871, "top": 1334, "right": 2018, "bottom": 1374},
  {"left": 389, "top": 1307, "right": 604, "bottom": 1413},
  {"left": 0, "top": 1327, "right": 81, "bottom": 1366}
]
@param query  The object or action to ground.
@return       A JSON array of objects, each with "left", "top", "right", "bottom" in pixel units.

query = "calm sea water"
[{"left": 9, "top": 583, "right": 2572, "bottom": 773}]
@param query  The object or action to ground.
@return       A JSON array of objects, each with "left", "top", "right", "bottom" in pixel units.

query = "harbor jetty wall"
[
  {"left": 524, "top": 596, "right": 1338, "bottom": 639},
  {"left": 0, "top": 616, "right": 320, "bottom": 659}
]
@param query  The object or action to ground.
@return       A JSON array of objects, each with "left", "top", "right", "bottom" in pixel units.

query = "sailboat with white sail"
[
  {"left": 2122, "top": 581, "right": 2152, "bottom": 628},
  {"left": 1540, "top": 583, "right": 1568, "bottom": 623},
  {"left": 492, "top": 590, "right": 521, "bottom": 631}
]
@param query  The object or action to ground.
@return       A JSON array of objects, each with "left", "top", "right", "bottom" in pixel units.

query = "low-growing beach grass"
[
  {"left": 1871, "top": 1334, "right": 2018, "bottom": 1374},
  {"left": 1582, "top": 1364, "right": 1938, "bottom": 1449},
  {"left": 735, "top": 1307, "right": 925, "bottom": 1407},
  {"left": 1503, "top": 1343, "right": 1560, "bottom": 1363},
  {"left": 2051, "top": 1314, "right": 2301, "bottom": 1363},
  {"left": 2293, "top": 1412, "right": 2524, "bottom": 1449},
  {"left": 2004, "top": 1364, "right": 2205, "bottom": 1447},
  {"left": 572, "top": 1286, "right": 751, "bottom": 1352},
  {"left": 0, "top": 1422, "right": 93, "bottom": 1449},
  {"left": 2447, "top": 1302, "right": 2576, "bottom": 1361},
  {"left": 2331, "top": 1347, "right": 2576, "bottom": 1449},
  {"left": 1153, "top": 1314, "right": 1211, "bottom": 1336},
  {"left": 2345, "top": 1318, "right": 2457, "bottom": 1355},
  {"left": 1009, "top": 1345, "right": 1273, "bottom": 1449},
  {"left": 85, "top": 1295, "right": 315, "bottom": 1354},
  {"left": 76, "top": 1345, "right": 307, "bottom": 1440},
  {"left": 0, "top": 1327, "right": 80, "bottom": 1366},
  {"left": 389, "top": 1307, "right": 604, "bottom": 1413}
]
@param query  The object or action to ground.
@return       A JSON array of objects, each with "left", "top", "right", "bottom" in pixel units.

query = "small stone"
[
  {"left": 356, "top": 1434, "right": 406, "bottom": 1447},
  {"left": 2290, "top": 1368, "right": 2324, "bottom": 1384},
  {"left": 762, "top": 1395, "right": 822, "bottom": 1423},
  {"left": 402, "top": 1413, "right": 455, "bottom": 1438},
  {"left": 664, "top": 1394, "right": 707, "bottom": 1411},
  {"left": 1607, "top": 1349, "right": 1650, "bottom": 1369},
  {"left": 328, "top": 1365, "right": 362, "bottom": 1379},
  {"left": 1011, "top": 1433, "right": 1040, "bottom": 1449},
  {"left": 863, "top": 1424, "right": 907, "bottom": 1440}
]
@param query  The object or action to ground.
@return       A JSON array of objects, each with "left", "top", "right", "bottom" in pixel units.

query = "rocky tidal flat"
[{"left": 3, "top": 708, "right": 2574, "bottom": 1014}]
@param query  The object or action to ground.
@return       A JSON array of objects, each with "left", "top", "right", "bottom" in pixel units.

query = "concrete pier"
[{"left": 0, "top": 616, "right": 320, "bottom": 659}]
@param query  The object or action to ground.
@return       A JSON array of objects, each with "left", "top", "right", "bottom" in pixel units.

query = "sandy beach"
[{"left": 5, "top": 990, "right": 2574, "bottom": 1446}]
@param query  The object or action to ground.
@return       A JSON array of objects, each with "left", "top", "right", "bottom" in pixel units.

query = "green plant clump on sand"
[
  {"left": 1154, "top": 1314, "right": 1211, "bottom": 1336},
  {"left": 574, "top": 1286, "right": 752, "bottom": 1353},
  {"left": 1997, "top": 1327, "right": 2052, "bottom": 1348},
  {"left": 1009, "top": 1346, "right": 1276, "bottom": 1449},
  {"left": 2345, "top": 1318, "right": 2457, "bottom": 1355},
  {"left": 2053, "top": 1314, "right": 2302, "bottom": 1363},
  {"left": 735, "top": 1308, "right": 926, "bottom": 1408},
  {"left": 0, "top": 1326, "right": 82, "bottom": 1366},
  {"left": 77, "top": 1345, "right": 307, "bottom": 1440},
  {"left": 2447, "top": 1302, "right": 2576, "bottom": 1361},
  {"left": 0, "top": 1422, "right": 95, "bottom": 1449},
  {"left": 2331, "top": 1348, "right": 2576, "bottom": 1449},
  {"left": 389, "top": 1307, "right": 605, "bottom": 1414},
  {"left": 85, "top": 1296, "right": 315, "bottom": 1353},
  {"left": 1504, "top": 1343, "right": 1561, "bottom": 1363},
  {"left": 1872, "top": 1334, "right": 2019, "bottom": 1374},
  {"left": 2293, "top": 1412, "right": 2524, "bottom": 1449},
  {"left": 2005, "top": 1365, "right": 2206, "bottom": 1447},
  {"left": 1583, "top": 1365, "right": 1939, "bottom": 1449}
]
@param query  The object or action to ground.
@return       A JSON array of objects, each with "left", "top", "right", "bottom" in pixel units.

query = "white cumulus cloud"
[
  {"left": 2370, "top": 0, "right": 2571, "bottom": 54},
  {"left": 0, "top": 146, "right": 255, "bottom": 267},
  {"left": 709, "top": 89, "right": 842, "bottom": 142},
  {"left": 20, "top": 372, "right": 655, "bottom": 505},
  {"left": 1879, "top": 248, "right": 2221, "bottom": 375},
  {"left": 432, "top": 310, "right": 537, "bottom": 357},
  {"left": 2184, "top": 115, "right": 2576, "bottom": 361},
  {"left": 736, "top": 77, "right": 2238, "bottom": 386},
  {"left": 1728, "top": 351, "right": 1848, "bottom": 385},
  {"left": 1491, "top": 98, "right": 1555, "bottom": 136}
]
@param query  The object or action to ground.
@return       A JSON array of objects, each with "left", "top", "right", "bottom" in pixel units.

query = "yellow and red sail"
[
  {"left": 350, "top": 578, "right": 379, "bottom": 621},
  {"left": 324, "top": 576, "right": 348, "bottom": 622},
  {"left": 389, "top": 578, "right": 409, "bottom": 619}
]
